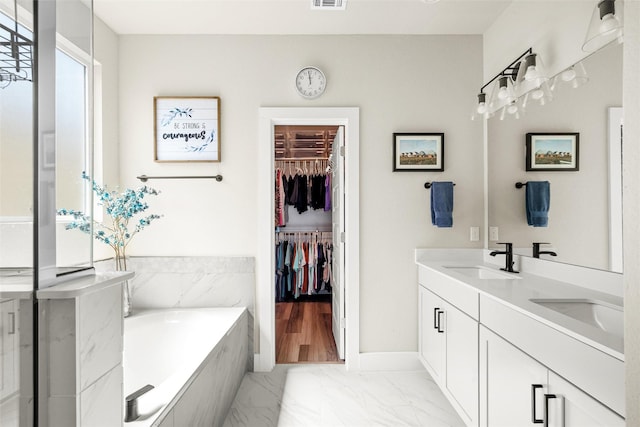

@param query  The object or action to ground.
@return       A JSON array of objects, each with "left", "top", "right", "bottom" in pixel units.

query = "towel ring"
[{"left": 425, "top": 182, "right": 456, "bottom": 189}]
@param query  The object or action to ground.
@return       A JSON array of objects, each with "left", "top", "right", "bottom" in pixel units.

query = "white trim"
[
  {"left": 257, "top": 107, "right": 360, "bottom": 372},
  {"left": 359, "top": 352, "right": 424, "bottom": 372}
]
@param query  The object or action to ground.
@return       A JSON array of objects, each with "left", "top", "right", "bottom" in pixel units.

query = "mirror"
[{"left": 487, "top": 41, "right": 623, "bottom": 272}]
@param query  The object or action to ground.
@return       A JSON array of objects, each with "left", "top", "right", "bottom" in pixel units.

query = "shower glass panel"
[
  {"left": 0, "top": 2, "right": 35, "bottom": 426},
  {"left": 55, "top": 0, "right": 93, "bottom": 273}
]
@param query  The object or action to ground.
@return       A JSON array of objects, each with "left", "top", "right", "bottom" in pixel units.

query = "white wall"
[
  {"left": 117, "top": 34, "right": 484, "bottom": 353},
  {"left": 483, "top": 1, "right": 595, "bottom": 82}
]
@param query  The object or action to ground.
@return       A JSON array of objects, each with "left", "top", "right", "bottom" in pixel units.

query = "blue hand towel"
[
  {"left": 430, "top": 182, "right": 454, "bottom": 228},
  {"left": 525, "top": 181, "right": 550, "bottom": 227}
]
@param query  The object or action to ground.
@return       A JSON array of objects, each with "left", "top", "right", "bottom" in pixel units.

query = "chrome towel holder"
[{"left": 136, "top": 174, "right": 223, "bottom": 183}]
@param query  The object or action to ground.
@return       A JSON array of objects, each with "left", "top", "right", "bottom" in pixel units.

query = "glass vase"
[{"left": 115, "top": 255, "right": 132, "bottom": 317}]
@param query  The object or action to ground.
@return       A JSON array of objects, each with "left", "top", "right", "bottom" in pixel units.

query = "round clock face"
[{"left": 295, "top": 66, "right": 327, "bottom": 99}]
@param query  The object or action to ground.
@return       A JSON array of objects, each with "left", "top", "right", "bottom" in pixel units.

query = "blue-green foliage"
[{"left": 57, "top": 172, "right": 162, "bottom": 253}]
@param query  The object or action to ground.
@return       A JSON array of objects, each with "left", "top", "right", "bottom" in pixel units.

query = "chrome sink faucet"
[
  {"left": 532, "top": 242, "right": 557, "bottom": 258},
  {"left": 489, "top": 242, "right": 518, "bottom": 273}
]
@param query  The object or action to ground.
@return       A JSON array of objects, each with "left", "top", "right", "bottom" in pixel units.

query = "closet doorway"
[{"left": 274, "top": 125, "right": 345, "bottom": 364}]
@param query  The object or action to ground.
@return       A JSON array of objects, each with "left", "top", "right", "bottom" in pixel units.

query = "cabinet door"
[
  {"left": 0, "top": 300, "right": 17, "bottom": 401},
  {"left": 419, "top": 286, "right": 445, "bottom": 384},
  {"left": 547, "top": 371, "right": 624, "bottom": 427},
  {"left": 445, "top": 302, "right": 478, "bottom": 426},
  {"left": 480, "top": 326, "right": 548, "bottom": 427}
]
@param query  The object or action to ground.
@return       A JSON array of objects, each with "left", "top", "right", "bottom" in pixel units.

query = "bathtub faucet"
[{"left": 125, "top": 384, "right": 154, "bottom": 422}]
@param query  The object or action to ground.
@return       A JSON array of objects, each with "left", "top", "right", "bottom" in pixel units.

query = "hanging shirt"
[{"left": 324, "top": 174, "right": 332, "bottom": 212}]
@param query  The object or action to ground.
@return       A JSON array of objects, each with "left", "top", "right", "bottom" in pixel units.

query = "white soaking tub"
[{"left": 123, "top": 307, "right": 249, "bottom": 427}]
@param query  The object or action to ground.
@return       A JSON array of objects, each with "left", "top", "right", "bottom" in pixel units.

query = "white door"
[
  {"left": 445, "top": 303, "right": 478, "bottom": 426},
  {"left": 419, "top": 287, "right": 445, "bottom": 385},
  {"left": 331, "top": 126, "right": 345, "bottom": 359}
]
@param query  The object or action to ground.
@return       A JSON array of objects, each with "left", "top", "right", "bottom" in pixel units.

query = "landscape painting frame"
[
  {"left": 393, "top": 133, "right": 444, "bottom": 172},
  {"left": 526, "top": 132, "right": 579, "bottom": 171}
]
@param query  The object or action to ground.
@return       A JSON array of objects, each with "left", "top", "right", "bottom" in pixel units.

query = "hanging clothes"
[{"left": 274, "top": 232, "right": 333, "bottom": 301}]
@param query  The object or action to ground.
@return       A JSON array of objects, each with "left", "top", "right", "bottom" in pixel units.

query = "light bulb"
[
  {"left": 531, "top": 88, "right": 544, "bottom": 100},
  {"left": 476, "top": 103, "right": 487, "bottom": 114},
  {"left": 507, "top": 104, "right": 518, "bottom": 115},
  {"left": 524, "top": 66, "right": 539, "bottom": 82},
  {"left": 498, "top": 87, "right": 508, "bottom": 100},
  {"left": 561, "top": 68, "right": 577, "bottom": 82},
  {"left": 600, "top": 13, "right": 620, "bottom": 36}
]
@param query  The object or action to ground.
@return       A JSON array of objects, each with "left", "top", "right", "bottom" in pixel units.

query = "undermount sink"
[
  {"left": 530, "top": 298, "right": 623, "bottom": 338},
  {"left": 444, "top": 266, "right": 521, "bottom": 280}
]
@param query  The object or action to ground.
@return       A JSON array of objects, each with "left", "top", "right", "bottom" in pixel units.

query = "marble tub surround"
[
  {"left": 415, "top": 249, "right": 623, "bottom": 359},
  {"left": 94, "top": 256, "right": 255, "bottom": 314},
  {"left": 39, "top": 274, "right": 126, "bottom": 426},
  {"left": 137, "top": 308, "right": 251, "bottom": 427},
  {"left": 223, "top": 364, "right": 465, "bottom": 427}
]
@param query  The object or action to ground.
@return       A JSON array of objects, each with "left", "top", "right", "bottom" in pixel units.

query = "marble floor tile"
[{"left": 223, "top": 364, "right": 465, "bottom": 427}]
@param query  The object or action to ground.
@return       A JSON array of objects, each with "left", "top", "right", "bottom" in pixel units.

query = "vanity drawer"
[{"left": 418, "top": 265, "right": 479, "bottom": 320}]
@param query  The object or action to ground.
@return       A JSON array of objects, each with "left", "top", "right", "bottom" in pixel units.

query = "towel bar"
[
  {"left": 515, "top": 182, "right": 527, "bottom": 189},
  {"left": 137, "top": 174, "right": 223, "bottom": 182},
  {"left": 424, "top": 182, "right": 456, "bottom": 189}
]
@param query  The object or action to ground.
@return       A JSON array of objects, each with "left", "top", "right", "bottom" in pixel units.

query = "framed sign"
[
  {"left": 393, "top": 133, "right": 444, "bottom": 171},
  {"left": 154, "top": 96, "right": 221, "bottom": 162},
  {"left": 526, "top": 133, "right": 579, "bottom": 171}
]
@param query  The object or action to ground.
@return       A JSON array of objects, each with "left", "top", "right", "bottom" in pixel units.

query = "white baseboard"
[{"left": 358, "top": 352, "right": 423, "bottom": 371}]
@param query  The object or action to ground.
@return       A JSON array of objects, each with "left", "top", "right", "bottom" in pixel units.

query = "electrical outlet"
[
  {"left": 470, "top": 226, "right": 480, "bottom": 242},
  {"left": 489, "top": 226, "right": 499, "bottom": 241}
]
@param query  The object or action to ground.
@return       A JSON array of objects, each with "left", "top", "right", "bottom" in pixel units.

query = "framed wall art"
[
  {"left": 154, "top": 96, "right": 221, "bottom": 162},
  {"left": 526, "top": 132, "right": 579, "bottom": 171},
  {"left": 393, "top": 133, "right": 444, "bottom": 172}
]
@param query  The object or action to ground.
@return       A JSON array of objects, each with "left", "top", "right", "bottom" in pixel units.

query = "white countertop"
[
  {"left": 415, "top": 254, "right": 624, "bottom": 361},
  {"left": 36, "top": 271, "right": 135, "bottom": 299}
]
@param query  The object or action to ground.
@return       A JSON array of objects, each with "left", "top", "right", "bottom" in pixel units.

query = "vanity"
[{"left": 415, "top": 249, "right": 624, "bottom": 427}]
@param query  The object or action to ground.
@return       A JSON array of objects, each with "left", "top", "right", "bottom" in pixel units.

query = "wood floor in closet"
[{"left": 276, "top": 302, "right": 341, "bottom": 364}]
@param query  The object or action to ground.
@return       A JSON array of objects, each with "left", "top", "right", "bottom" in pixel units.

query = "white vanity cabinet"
[
  {"left": 0, "top": 299, "right": 18, "bottom": 401},
  {"left": 418, "top": 267, "right": 479, "bottom": 427},
  {"left": 480, "top": 326, "right": 623, "bottom": 427}
]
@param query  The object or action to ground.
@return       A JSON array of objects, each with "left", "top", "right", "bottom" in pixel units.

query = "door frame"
[{"left": 256, "top": 107, "right": 360, "bottom": 372}]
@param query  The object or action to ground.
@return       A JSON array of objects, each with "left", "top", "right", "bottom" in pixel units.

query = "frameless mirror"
[{"left": 487, "top": 41, "right": 623, "bottom": 272}]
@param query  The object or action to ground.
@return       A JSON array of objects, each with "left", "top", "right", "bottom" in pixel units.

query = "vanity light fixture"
[
  {"left": 471, "top": 48, "right": 531, "bottom": 120},
  {"left": 583, "top": 0, "right": 623, "bottom": 52}
]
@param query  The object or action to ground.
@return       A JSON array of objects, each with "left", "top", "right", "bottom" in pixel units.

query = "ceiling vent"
[{"left": 311, "top": 0, "right": 346, "bottom": 11}]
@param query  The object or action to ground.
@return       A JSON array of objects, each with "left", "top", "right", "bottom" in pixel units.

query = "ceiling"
[{"left": 93, "top": 0, "right": 513, "bottom": 35}]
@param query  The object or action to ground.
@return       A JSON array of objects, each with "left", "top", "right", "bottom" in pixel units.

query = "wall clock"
[{"left": 295, "top": 66, "right": 327, "bottom": 99}]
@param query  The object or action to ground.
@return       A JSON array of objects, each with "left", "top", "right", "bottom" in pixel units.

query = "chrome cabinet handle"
[{"left": 531, "top": 384, "right": 544, "bottom": 424}]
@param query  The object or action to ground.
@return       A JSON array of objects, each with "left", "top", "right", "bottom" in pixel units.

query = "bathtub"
[{"left": 124, "top": 307, "right": 250, "bottom": 427}]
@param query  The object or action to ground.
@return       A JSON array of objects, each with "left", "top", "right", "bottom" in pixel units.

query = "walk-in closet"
[{"left": 274, "top": 125, "right": 344, "bottom": 364}]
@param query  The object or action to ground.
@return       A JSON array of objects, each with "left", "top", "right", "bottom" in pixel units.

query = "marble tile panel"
[
  {"left": 46, "top": 299, "right": 76, "bottom": 396},
  {"left": 47, "top": 396, "right": 75, "bottom": 427},
  {"left": 78, "top": 283, "right": 123, "bottom": 391},
  {"left": 156, "top": 410, "right": 174, "bottom": 427},
  {"left": 171, "top": 311, "right": 248, "bottom": 427},
  {"left": 222, "top": 407, "right": 280, "bottom": 427},
  {"left": 80, "top": 364, "right": 123, "bottom": 427}
]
